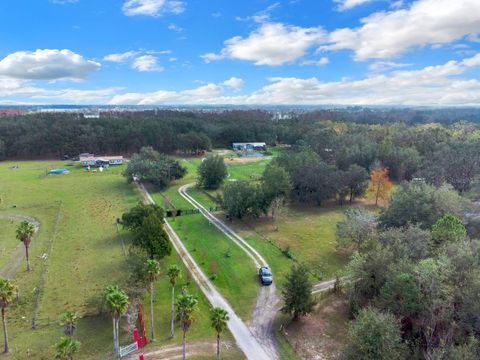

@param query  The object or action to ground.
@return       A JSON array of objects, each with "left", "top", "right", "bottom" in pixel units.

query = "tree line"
[{"left": 2, "top": 109, "right": 480, "bottom": 165}]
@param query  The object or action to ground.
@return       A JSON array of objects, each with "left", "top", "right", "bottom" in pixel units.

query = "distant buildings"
[
  {"left": 232, "top": 142, "right": 267, "bottom": 151},
  {"left": 78, "top": 153, "right": 124, "bottom": 167},
  {"left": 0, "top": 108, "right": 26, "bottom": 116}
]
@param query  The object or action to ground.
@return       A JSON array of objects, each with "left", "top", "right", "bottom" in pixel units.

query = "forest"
[{"left": 1, "top": 108, "right": 480, "bottom": 161}]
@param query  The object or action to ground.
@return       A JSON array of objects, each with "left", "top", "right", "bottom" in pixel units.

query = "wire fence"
[{"left": 31, "top": 201, "right": 63, "bottom": 329}]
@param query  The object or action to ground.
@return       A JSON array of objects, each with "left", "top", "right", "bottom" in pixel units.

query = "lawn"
[
  {"left": 233, "top": 205, "right": 349, "bottom": 281},
  {"left": 226, "top": 159, "right": 270, "bottom": 181},
  {"left": 0, "top": 161, "right": 235, "bottom": 359}
]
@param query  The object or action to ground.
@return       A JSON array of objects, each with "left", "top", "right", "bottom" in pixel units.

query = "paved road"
[
  {"left": 137, "top": 182, "right": 273, "bottom": 360},
  {"left": 178, "top": 183, "right": 280, "bottom": 358}
]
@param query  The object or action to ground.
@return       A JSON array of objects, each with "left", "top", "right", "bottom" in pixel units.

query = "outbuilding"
[
  {"left": 232, "top": 142, "right": 267, "bottom": 151},
  {"left": 79, "top": 154, "right": 124, "bottom": 167}
]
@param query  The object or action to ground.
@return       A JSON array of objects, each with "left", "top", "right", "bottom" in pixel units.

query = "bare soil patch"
[
  {"left": 226, "top": 156, "right": 267, "bottom": 164},
  {"left": 283, "top": 293, "right": 349, "bottom": 360}
]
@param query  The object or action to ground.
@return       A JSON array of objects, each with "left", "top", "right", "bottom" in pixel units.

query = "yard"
[{"left": 0, "top": 161, "right": 237, "bottom": 359}]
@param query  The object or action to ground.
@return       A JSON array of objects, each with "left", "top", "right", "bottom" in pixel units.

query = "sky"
[{"left": 0, "top": 0, "right": 480, "bottom": 106}]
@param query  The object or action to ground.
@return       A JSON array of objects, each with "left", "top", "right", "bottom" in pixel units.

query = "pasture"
[{"left": 0, "top": 161, "right": 232, "bottom": 359}]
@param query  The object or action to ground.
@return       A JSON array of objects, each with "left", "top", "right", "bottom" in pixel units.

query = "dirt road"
[
  {"left": 137, "top": 182, "right": 273, "bottom": 360},
  {"left": 178, "top": 183, "right": 280, "bottom": 358}
]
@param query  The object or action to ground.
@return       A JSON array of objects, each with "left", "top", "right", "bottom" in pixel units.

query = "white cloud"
[
  {"left": 202, "top": 22, "right": 325, "bottom": 66},
  {"left": 31, "top": 88, "right": 121, "bottom": 103},
  {"left": 0, "top": 49, "right": 100, "bottom": 81},
  {"left": 110, "top": 53, "right": 480, "bottom": 106},
  {"left": 323, "top": 0, "right": 480, "bottom": 60},
  {"left": 468, "top": 33, "right": 480, "bottom": 43},
  {"left": 236, "top": 3, "right": 280, "bottom": 23},
  {"left": 110, "top": 83, "right": 223, "bottom": 105},
  {"left": 368, "top": 61, "right": 411, "bottom": 72},
  {"left": 222, "top": 77, "right": 245, "bottom": 90},
  {"left": 168, "top": 24, "right": 183, "bottom": 32},
  {"left": 390, "top": 0, "right": 405, "bottom": 9},
  {"left": 122, "top": 0, "right": 185, "bottom": 17},
  {"left": 335, "top": 0, "right": 373, "bottom": 11},
  {"left": 131, "top": 55, "right": 163, "bottom": 72},
  {"left": 0, "top": 75, "right": 120, "bottom": 104},
  {"left": 301, "top": 57, "right": 329, "bottom": 66},
  {"left": 104, "top": 51, "right": 138, "bottom": 63}
]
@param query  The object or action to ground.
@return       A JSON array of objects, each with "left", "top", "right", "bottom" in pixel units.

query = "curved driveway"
[
  {"left": 138, "top": 182, "right": 274, "bottom": 360},
  {"left": 178, "top": 183, "right": 280, "bottom": 357}
]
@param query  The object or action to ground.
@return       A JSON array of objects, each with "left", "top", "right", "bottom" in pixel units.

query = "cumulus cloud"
[
  {"left": 335, "top": 0, "right": 374, "bottom": 11},
  {"left": 0, "top": 49, "right": 100, "bottom": 81},
  {"left": 0, "top": 76, "right": 119, "bottom": 104},
  {"left": 131, "top": 55, "right": 163, "bottom": 72},
  {"left": 110, "top": 53, "right": 480, "bottom": 106},
  {"left": 323, "top": 0, "right": 480, "bottom": 60},
  {"left": 201, "top": 22, "right": 325, "bottom": 66},
  {"left": 222, "top": 77, "right": 245, "bottom": 90},
  {"left": 104, "top": 51, "right": 138, "bottom": 63},
  {"left": 122, "top": 0, "right": 185, "bottom": 17},
  {"left": 31, "top": 87, "right": 120, "bottom": 103}
]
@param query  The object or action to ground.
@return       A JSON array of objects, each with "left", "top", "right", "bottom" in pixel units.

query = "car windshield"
[{"left": 262, "top": 269, "right": 272, "bottom": 276}]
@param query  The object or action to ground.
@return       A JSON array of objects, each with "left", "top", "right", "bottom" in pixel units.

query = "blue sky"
[{"left": 0, "top": 0, "right": 479, "bottom": 105}]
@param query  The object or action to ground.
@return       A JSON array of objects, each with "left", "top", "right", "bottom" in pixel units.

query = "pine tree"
[{"left": 281, "top": 264, "right": 315, "bottom": 320}]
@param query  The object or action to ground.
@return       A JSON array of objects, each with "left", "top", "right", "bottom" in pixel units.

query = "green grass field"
[
  {"left": 0, "top": 219, "right": 21, "bottom": 270},
  {"left": 232, "top": 205, "right": 348, "bottom": 282},
  {"left": 0, "top": 161, "right": 237, "bottom": 359}
]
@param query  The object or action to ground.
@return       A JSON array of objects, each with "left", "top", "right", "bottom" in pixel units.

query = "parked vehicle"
[{"left": 258, "top": 267, "right": 273, "bottom": 285}]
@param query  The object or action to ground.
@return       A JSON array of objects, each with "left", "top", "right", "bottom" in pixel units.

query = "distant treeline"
[{"left": 1, "top": 108, "right": 480, "bottom": 160}]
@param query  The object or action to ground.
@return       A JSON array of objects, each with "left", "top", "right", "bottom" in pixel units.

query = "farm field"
[{"left": 0, "top": 161, "right": 232, "bottom": 359}]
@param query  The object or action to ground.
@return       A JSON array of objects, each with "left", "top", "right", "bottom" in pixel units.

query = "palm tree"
[
  {"left": 0, "top": 278, "right": 15, "bottom": 353},
  {"left": 104, "top": 285, "right": 129, "bottom": 356},
  {"left": 55, "top": 336, "right": 80, "bottom": 360},
  {"left": 145, "top": 259, "right": 160, "bottom": 342},
  {"left": 60, "top": 311, "right": 79, "bottom": 337},
  {"left": 167, "top": 264, "right": 181, "bottom": 338},
  {"left": 176, "top": 290, "right": 198, "bottom": 360},
  {"left": 210, "top": 307, "right": 229, "bottom": 360},
  {"left": 15, "top": 221, "right": 35, "bottom": 272}
]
